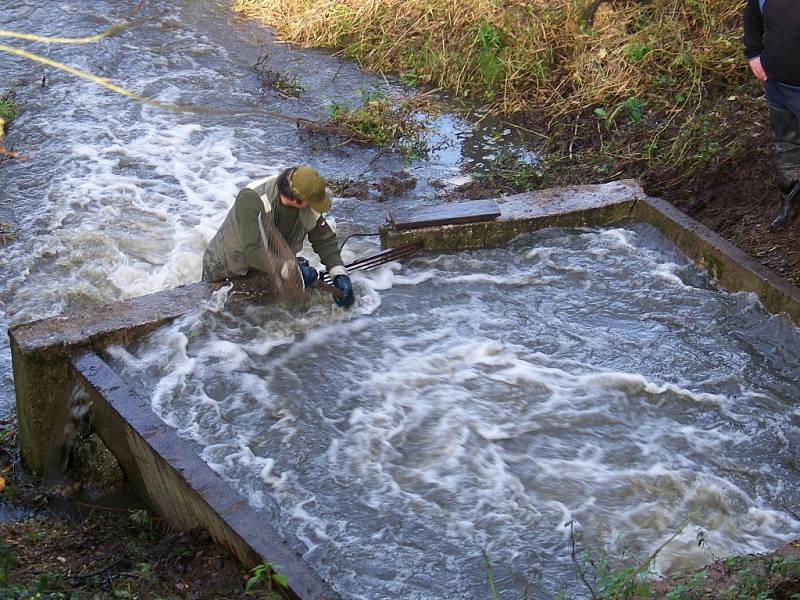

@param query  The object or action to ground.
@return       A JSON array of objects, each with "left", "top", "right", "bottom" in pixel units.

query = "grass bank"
[
  {"left": 0, "top": 89, "right": 21, "bottom": 162},
  {"left": 235, "top": 0, "right": 748, "bottom": 190}
]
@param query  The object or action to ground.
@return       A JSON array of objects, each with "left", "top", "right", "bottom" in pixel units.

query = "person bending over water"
[{"left": 202, "top": 165, "right": 355, "bottom": 308}]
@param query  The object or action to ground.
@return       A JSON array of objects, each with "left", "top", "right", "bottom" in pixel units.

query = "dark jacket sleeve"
[
  {"left": 307, "top": 216, "right": 344, "bottom": 271},
  {"left": 235, "top": 188, "right": 271, "bottom": 273},
  {"left": 743, "top": 0, "right": 764, "bottom": 60}
]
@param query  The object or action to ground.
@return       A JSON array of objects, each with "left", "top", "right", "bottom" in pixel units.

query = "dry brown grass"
[
  {"left": 235, "top": 0, "right": 756, "bottom": 199},
  {"left": 234, "top": 0, "right": 743, "bottom": 118}
]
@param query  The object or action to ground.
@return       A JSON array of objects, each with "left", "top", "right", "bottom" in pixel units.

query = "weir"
[{"left": 9, "top": 179, "right": 800, "bottom": 599}]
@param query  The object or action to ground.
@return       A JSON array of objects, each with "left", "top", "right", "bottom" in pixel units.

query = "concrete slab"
[
  {"left": 632, "top": 196, "right": 800, "bottom": 324},
  {"left": 11, "top": 273, "right": 275, "bottom": 360},
  {"left": 72, "top": 351, "right": 339, "bottom": 600},
  {"left": 10, "top": 273, "right": 274, "bottom": 475},
  {"left": 380, "top": 179, "right": 643, "bottom": 250},
  {"left": 389, "top": 199, "right": 501, "bottom": 230}
]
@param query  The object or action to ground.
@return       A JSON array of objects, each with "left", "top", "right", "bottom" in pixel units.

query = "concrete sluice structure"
[{"left": 9, "top": 180, "right": 800, "bottom": 599}]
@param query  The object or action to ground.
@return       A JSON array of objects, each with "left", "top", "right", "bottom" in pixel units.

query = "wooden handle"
[{"left": 314, "top": 280, "right": 343, "bottom": 299}]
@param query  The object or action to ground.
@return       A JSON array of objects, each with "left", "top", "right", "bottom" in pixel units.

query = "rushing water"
[
  {"left": 3, "top": 2, "right": 800, "bottom": 596},
  {"left": 0, "top": 0, "right": 523, "bottom": 415},
  {"left": 107, "top": 224, "right": 800, "bottom": 599}
]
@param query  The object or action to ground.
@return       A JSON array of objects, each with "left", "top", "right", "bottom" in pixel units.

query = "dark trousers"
[{"left": 765, "top": 80, "right": 800, "bottom": 189}]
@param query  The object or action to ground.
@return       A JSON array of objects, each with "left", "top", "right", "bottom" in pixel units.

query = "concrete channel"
[{"left": 9, "top": 179, "right": 800, "bottom": 599}]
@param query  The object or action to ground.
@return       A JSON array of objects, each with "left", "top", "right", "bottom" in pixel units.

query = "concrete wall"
[
  {"left": 10, "top": 275, "right": 273, "bottom": 475},
  {"left": 9, "top": 273, "right": 339, "bottom": 599},
  {"left": 380, "top": 180, "right": 800, "bottom": 326},
  {"left": 72, "top": 351, "right": 338, "bottom": 600},
  {"left": 380, "top": 179, "right": 642, "bottom": 250},
  {"left": 631, "top": 196, "right": 800, "bottom": 324}
]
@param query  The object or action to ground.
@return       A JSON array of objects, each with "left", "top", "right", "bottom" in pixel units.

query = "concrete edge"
[
  {"left": 631, "top": 196, "right": 800, "bottom": 325},
  {"left": 380, "top": 200, "right": 637, "bottom": 250},
  {"left": 72, "top": 351, "right": 340, "bottom": 600},
  {"left": 9, "top": 273, "right": 275, "bottom": 359}
]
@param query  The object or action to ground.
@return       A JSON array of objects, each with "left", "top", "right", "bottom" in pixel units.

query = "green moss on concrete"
[{"left": 700, "top": 251, "right": 725, "bottom": 281}]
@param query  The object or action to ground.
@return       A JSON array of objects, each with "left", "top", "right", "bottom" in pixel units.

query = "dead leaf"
[{"left": 0, "top": 145, "right": 28, "bottom": 160}]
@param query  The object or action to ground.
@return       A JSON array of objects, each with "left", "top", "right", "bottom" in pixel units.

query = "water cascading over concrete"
[{"left": 10, "top": 181, "right": 800, "bottom": 599}]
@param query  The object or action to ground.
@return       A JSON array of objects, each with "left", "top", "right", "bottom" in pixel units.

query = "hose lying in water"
[
  {"left": 0, "top": 2, "right": 257, "bottom": 117},
  {"left": 0, "top": 0, "right": 145, "bottom": 44}
]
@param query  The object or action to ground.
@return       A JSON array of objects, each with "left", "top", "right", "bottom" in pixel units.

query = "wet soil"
[
  {"left": 659, "top": 128, "right": 800, "bottom": 287},
  {"left": 3, "top": 516, "right": 253, "bottom": 599},
  {"left": 377, "top": 171, "right": 416, "bottom": 201},
  {"left": 327, "top": 172, "right": 419, "bottom": 202},
  {"left": 0, "top": 422, "right": 255, "bottom": 599}
]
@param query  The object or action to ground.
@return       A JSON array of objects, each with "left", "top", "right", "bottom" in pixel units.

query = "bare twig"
[
  {"left": 568, "top": 520, "right": 597, "bottom": 599},
  {"left": 781, "top": 504, "right": 800, "bottom": 522},
  {"left": 609, "top": 511, "right": 698, "bottom": 600}
]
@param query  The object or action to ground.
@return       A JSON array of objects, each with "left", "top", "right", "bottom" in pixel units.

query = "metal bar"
[
  {"left": 320, "top": 241, "right": 423, "bottom": 283},
  {"left": 339, "top": 250, "right": 418, "bottom": 274},
  {"left": 346, "top": 246, "right": 421, "bottom": 269}
]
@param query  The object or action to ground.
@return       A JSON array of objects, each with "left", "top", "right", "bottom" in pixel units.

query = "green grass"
[
  {"left": 234, "top": 0, "right": 754, "bottom": 201},
  {"left": 325, "top": 84, "right": 434, "bottom": 160},
  {"left": 0, "top": 92, "right": 18, "bottom": 125}
]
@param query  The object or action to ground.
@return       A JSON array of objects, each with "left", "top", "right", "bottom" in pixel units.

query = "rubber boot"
[
  {"left": 769, "top": 106, "right": 800, "bottom": 230},
  {"left": 769, "top": 180, "right": 800, "bottom": 230}
]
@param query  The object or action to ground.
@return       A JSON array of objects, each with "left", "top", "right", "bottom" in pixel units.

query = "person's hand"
[
  {"left": 297, "top": 257, "right": 318, "bottom": 287},
  {"left": 749, "top": 56, "right": 767, "bottom": 81},
  {"left": 332, "top": 274, "right": 355, "bottom": 308}
]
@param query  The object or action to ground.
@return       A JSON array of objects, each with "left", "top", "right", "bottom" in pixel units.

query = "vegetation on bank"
[
  {"left": 0, "top": 89, "right": 20, "bottom": 160},
  {"left": 235, "top": 0, "right": 755, "bottom": 198},
  {"left": 0, "top": 91, "right": 18, "bottom": 126},
  {"left": 568, "top": 546, "right": 800, "bottom": 599},
  {"left": 0, "top": 90, "right": 19, "bottom": 238},
  {"left": 0, "top": 415, "right": 290, "bottom": 600},
  {"left": 235, "top": 0, "right": 740, "bottom": 113}
]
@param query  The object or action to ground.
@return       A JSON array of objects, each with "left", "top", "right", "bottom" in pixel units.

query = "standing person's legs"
[{"left": 765, "top": 80, "right": 800, "bottom": 229}]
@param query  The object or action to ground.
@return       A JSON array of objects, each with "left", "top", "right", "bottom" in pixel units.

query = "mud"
[
  {"left": 660, "top": 125, "right": 800, "bottom": 287},
  {"left": 327, "top": 177, "right": 372, "bottom": 199},
  {"left": 0, "top": 223, "right": 12, "bottom": 246},
  {"left": 377, "top": 170, "right": 416, "bottom": 201},
  {"left": 295, "top": 117, "right": 371, "bottom": 145}
]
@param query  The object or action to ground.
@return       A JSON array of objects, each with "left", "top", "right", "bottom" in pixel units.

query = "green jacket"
[{"left": 202, "top": 175, "right": 345, "bottom": 282}]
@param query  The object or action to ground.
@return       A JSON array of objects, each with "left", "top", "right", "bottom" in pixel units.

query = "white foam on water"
[
  {"left": 5, "top": 11, "right": 785, "bottom": 588},
  {"left": 106, "top": 226, "right": 800, "bottom": 599}
]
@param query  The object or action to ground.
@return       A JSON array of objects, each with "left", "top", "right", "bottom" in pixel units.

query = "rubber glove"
[
  {"left": 332, "top": 274, "right": 355, "bottom": 308},
  {"left": 297, "top": 257, "right": 318, "bottom": 288}
]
